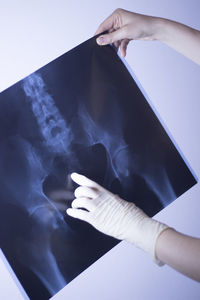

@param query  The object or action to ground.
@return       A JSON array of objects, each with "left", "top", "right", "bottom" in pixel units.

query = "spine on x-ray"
[{"left": 23, "top": 73, "right": 72, "bottom": 154}]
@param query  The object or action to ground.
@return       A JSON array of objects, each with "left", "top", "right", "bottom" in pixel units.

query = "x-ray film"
[{"left": 0, "top": 35, "right": 197, "bottom": 299}]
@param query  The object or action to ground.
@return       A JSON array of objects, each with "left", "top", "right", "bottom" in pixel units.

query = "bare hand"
[{"left": 95, "top": 8, "right": 160, "bottom": 57}]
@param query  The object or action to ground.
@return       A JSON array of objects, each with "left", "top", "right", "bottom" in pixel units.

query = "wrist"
[
  {"left": 126, "top": 212, "right": 169, "bottom": 264},
  {"left": 152, "top": 17, "right": 171, "bottom": 42}
]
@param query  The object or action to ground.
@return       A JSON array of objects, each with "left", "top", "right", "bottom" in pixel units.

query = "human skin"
[
  {"left": 95, "top": 8, "right": 200, "bottom": 64},
  {"left": 94, "top": 8, "right": 200, "bottom": 281},
  {"left": 156, "top": 228, "right": 200, "bottom": 282},
  {"left": 67, "top": 9, "right": 200, "bottom": 283},
  {"left": 67, "top": 174, "right": 200, "bottom": 282}
]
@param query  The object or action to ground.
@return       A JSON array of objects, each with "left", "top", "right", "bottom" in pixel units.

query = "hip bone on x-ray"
[{"left": 0, "top": 35, "right": 197, "bottom": 300}]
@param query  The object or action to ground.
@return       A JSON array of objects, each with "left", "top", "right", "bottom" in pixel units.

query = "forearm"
[
  {"left": 67, "top": 173, "right": 200, "bottom": 282},
  {"left": 155, "top": 18, "right": 200, "bottom": 64},
  {"left": 155, "top": 228, "right": 200, "bottom": 282}
]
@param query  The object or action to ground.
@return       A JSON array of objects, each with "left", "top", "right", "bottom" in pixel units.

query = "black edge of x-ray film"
[{"left": 0, "top": 34, "right": 197, "bottom": 300}]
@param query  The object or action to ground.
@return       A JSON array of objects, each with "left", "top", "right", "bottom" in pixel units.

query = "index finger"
[
  {"left": 94, "top": 12, "right": 114, "bottom": 35},
  {"left": 71, "top": 173, "right": 100, "bottom": 189}
]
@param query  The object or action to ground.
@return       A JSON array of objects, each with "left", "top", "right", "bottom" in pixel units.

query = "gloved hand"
[{"left": 66, "top": 173, "right": 169, "bottom": 265}]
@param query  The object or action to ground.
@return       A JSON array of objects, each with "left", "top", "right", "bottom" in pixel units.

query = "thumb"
[{"left": 96, "top": 26, "right": 127, "bottom": 45}]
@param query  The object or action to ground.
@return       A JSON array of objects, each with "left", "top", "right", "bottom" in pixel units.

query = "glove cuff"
[
  {"left": 152, "top": 224, "right": 170, "bottom": 266},
  {"left": 126, "top": 213, "right": 169, "bottom": 266}
]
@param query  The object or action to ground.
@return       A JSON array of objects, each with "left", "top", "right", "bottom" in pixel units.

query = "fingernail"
[{"left": 97, "top": 36, "right": 105, "bottom": 45}]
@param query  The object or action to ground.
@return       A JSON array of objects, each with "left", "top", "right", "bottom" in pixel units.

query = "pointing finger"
[{"left": 71, "top": 173, "right": 100, "bottom": 189}]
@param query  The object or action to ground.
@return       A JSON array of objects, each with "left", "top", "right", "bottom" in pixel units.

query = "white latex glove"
[{"left": 67, "top": 173, "right": 169, "bottom": 265}]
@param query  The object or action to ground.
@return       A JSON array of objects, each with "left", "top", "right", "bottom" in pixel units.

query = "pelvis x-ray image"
[{"left": 0, "top": 35, "right": 197, "bottom": 299}]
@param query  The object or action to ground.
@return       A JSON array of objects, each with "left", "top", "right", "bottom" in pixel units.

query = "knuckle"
[
  {"left": 115, "top": 8, "right": 122, "bottom": 14},
  {"left": 92, "top": 185, "right": 100, "bottom": 194},
  {"left": 89, "top": 180, "right": 98, "bottom": 189}
]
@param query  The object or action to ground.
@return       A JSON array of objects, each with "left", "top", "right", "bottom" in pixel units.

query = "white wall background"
[{"left": 0, "top": 0, "right": 199, "bottom": 299}]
